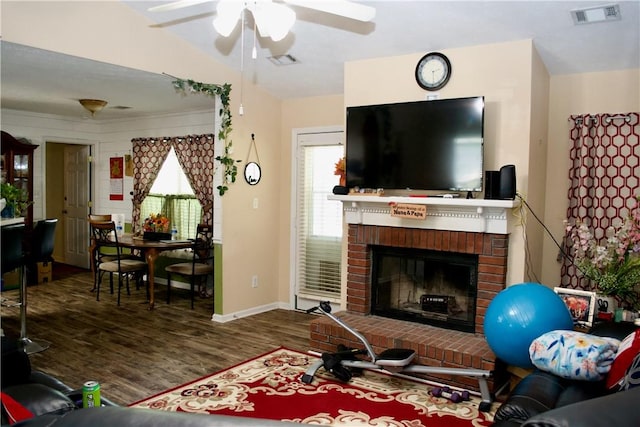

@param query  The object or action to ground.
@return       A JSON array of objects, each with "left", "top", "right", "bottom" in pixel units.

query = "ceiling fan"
[{"left": 149, "top": 0, "right": 376, "bottom": 41}]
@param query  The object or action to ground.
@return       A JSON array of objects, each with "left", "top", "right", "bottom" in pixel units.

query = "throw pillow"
[
  {"left": 529, "top": 330, "right": 620, "bottom": 381},
  {"left": 0, "top": 392, "right": 34, "bottom": 425},
  {"left": 606, "top": 329, "right": 640, "bottom": 391}
]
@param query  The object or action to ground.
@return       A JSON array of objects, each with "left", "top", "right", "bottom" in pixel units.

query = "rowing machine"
[{"left": 301, "top": 301, "right": 493, "bottom": 412}]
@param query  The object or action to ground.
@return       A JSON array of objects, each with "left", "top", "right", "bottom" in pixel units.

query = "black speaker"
[
  {"left": 332, "top": 185, "right": 349, "bottom": 195},
  {"left": 484, "top": 170, "right": 501, "bottom": 200},
  {"left": 499, "top": 164, "right": 516, "bottom": 200}
]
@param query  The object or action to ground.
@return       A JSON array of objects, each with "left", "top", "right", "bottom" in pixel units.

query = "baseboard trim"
[{"left": 211, "top": 301, "right": 291, "bottom": 323}]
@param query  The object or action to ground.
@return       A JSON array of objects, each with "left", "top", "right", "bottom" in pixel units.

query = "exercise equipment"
[
  {"left": 302, "top": 301, "right": 494, "bottom": 412},
  {"left": 430, "top": 386, "right": 470, "bottom": 403},
  {"left": 484, "top": 282, "right": 573, "bottom": 368}
]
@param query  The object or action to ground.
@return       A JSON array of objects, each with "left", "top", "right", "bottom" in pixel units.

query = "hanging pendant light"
[{"left": 79, "top": 99, "right": 108, "bottom": 117}]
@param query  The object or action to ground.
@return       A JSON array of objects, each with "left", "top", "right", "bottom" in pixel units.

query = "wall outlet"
[{"left": 251, "top": 275, "right": 258, "bottom": 288}]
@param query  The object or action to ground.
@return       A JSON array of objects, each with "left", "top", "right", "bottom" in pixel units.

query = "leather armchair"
[{"left": 492, "top": 322, "right": 639, "bottom": 426}]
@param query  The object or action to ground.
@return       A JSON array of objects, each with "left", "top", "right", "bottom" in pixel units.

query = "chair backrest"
[
  {"left": 89, "top": 221, "right": 120, "bottom": 255},
  {"left": 88, "top": 214, "right": 112, "bottom": 221},
  {"left": 193, "top": 224, "right": 214, "bottom": 264},
  {"left": 30, "top": 218, "right": 58, "bottom": 262},
  {"left": 1, "top": 223, "right": 25, "bottom": 274}
]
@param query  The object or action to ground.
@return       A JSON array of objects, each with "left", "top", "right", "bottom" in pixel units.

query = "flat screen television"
[{"left": 345, "top": 96, "right": 484, "bottom": 192}]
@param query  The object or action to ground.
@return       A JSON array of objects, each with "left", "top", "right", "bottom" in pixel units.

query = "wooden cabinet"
[{"left": 1, "top": 131, "right": 38, "bottom": 228}]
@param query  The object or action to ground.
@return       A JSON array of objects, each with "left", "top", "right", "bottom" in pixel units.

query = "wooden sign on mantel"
[{"left": 389, "top": 203, "right": 427, "bottom": 220}]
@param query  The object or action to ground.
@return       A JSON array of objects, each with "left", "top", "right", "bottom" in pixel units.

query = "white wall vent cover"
[
  {"left": 267, "top": 54, "right": 298, "bottom": 66},
  {"left": 571, "top": 4, "right": 621, "bottom": 25}
]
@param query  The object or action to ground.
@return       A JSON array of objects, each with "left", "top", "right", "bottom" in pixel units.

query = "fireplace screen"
[{"left": 371, "top": 246, "right": 478, "bottom": 332}]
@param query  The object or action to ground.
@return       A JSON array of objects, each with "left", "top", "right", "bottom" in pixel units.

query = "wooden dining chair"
[
  {"left": 89, "top": 221, "right": 148, "bottom": 306},
  {"left": 165, "top": 224, "right": 214, "bottom": 309},
  {"left": 88, "top": 214, "right": 112, "bottom": 221},
  {"left": 88, "top": 215, "right": 141, "bottom": 292}
]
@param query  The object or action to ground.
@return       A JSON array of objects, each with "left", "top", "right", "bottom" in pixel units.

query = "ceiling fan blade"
[
  {"left": 283, "top": 0, "right": 375, "bottom": 22},
  {"left": 148, "top": 0, "right": 212, "bottom": 13}
]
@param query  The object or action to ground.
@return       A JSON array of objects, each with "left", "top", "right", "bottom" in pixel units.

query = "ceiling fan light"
[
  {"left": 252, "top": 7, "right": 272, "bottom": 38},
  {"left": 266, "top": 5, "right": 295, "bottom": 41},
  {"left": 213, "top": 0, "right": 244, "bottom": 36}
]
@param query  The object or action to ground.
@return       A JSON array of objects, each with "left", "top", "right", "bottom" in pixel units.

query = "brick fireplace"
[
  {"left": 309, "top": 195, "right": 517, "bottom": 391},
  {"left": 347, "top": 225, "right": 508, "bottom": 335}
]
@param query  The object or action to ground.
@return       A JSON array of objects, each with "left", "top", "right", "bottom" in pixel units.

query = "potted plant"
[
  {"left": 566, "top": 194, "right": 640, "bottom": 310},
  {"left": 1, "top": 182, "right": 29, "bottom": 218}
]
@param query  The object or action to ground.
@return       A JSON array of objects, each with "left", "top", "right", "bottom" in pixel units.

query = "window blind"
[{"left": 295, "top": 144, "right": 343, "bottom": 298}]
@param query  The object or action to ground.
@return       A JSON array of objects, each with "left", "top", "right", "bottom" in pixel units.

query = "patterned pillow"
[
  {"left": 606, "top": 329, "right": 640, "bottom": 391},
  {"left": 529, "top": 330, "right": 620, "bottom": 381}
]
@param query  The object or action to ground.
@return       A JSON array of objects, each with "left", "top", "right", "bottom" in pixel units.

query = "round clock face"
[{"left": 415, "top": 52, "right": 451, "bottom": 91}]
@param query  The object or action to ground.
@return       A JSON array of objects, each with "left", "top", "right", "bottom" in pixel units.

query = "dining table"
[{"left": 103, "top": 234, "right": 193, "bottom": 309}]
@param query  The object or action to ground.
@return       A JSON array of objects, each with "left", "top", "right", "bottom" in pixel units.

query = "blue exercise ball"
[{"left": 484, "top": 282, "right": 573, "bottom": 368}]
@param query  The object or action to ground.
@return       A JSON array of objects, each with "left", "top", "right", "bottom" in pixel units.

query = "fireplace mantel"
[{"left": 329, "top": 195, "right": 519, "bottom": 235}]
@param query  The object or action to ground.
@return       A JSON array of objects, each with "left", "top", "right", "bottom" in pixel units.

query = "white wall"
[{"left": 1, "top": 108, "right": 215, "bottom": 223}]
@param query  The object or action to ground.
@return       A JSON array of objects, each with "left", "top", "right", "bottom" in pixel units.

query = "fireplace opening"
[{"left": 371, "top": 246, "right": 478, "bottom": 333}]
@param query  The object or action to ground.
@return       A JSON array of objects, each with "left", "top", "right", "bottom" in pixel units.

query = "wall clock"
[{"left": 415, "top": 52, "right": 451, "bottom": 91}]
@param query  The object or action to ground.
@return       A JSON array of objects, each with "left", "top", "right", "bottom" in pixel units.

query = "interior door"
[{"left": 63, "top": 145, "right": 90, "bottom": 268}]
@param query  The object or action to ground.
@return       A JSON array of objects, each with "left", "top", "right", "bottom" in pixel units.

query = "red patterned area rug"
[{"left": 129, "top": 347, "right": 495, "bottom": 426}]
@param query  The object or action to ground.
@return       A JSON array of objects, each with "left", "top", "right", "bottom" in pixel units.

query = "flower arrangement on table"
[
  {"left": 143, "top": 213, "right": 170, "bottom": 233},
  {"left": 334, "top": 157, "right": 346, "bottom": 187},
  {"left": 566, "top": 195, "right": 640, "bottom": 308}
]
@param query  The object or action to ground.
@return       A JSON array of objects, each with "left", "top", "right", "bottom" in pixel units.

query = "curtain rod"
[
  {"left": 604, "top": 115, "right": 631, "bottom": 123},
  {"left": 571, "top": 114, "right": 632, "bottom": 125}
]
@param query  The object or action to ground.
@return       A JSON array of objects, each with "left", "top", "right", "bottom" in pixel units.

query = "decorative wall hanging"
[
  {"left": 244, "top": 133, "right": 261, "bottom": 185},
  {"left": 171, "top": 77, "right": 239, "bottom": 196},
  {"left": 124, "top": 153, "right": 134, "bottom": 177},
  {"left": 109, "top": 156, "right": 124, "bottom": 200}
]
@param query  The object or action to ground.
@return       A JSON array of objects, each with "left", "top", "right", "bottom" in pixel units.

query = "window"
[
  {"left": 141, "top": 148, "right": 201, "bottom": 239},
  {"left": 294, "top": 138, "right": 343, "bottom": 300}
]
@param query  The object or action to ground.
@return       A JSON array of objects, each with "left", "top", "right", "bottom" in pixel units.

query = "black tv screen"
[{"left": 346, "top": 96, "right": 484, "bottom": 192}]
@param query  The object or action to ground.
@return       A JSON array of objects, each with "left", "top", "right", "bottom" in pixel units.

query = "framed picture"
[{"left": 554, "top": 287, "right": 597, "bottom": 327}]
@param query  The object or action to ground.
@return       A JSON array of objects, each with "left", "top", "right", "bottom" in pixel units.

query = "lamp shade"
[
  {"left": 79, "top": 99, "right": 108, "bottom": 117},
  {"left": 213, "top": 0, "right": 244, "bottom": 36}
]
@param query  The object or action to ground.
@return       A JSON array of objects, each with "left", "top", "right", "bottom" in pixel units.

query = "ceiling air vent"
[
  {"left": 571, "top": 3, "right": 621, "bottom": 25},
  {"left": 267, "top": 54, "right": 298, "bottom": 66}
]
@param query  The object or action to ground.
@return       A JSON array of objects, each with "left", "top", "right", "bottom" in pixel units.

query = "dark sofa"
[
  {"left": 0, "top": 338, "right": 294, "bottom": 426},
  {"left": 492, "top": 322, "right": 639, "bottom": 426}
]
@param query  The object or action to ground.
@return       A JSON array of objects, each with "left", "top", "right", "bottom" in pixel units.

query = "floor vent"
[{"left": 571, "top": 3, "right": 621, "bottom": 25}]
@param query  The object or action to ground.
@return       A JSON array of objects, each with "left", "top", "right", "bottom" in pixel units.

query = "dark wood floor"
[{"left": 1, "top": 268, "right": 313, "bottom": 405}]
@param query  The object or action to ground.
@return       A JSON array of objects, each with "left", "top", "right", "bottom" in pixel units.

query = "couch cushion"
[
  {"left": 494, "top": 371, "right": 568, "bottom": 423},
  {"left": 2, "top": 384, "right": 76, "bottom": 418},
  {"left": 606, "top": 329, "right": 640, "bottom": 391}
]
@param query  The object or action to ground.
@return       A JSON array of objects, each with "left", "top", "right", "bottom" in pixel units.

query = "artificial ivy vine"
[{"left": 172, "top": 78, "right": 240, "bottom": 196}]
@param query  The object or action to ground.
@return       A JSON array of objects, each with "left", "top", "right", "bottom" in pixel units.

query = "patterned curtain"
[
  {"left": 131, "top": 134, "right": 215, "bottom": 234},
  {"left": 172, "top": 134, "right": 215, "bottom": 227},
  {"left": 131, "top": 138, "right": 172, "bottom": 234},
  {"left": 561, "top": 112, "right": 640, "bottom": 289}
]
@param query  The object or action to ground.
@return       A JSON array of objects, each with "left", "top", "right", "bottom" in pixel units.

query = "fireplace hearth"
[
  {"left": 309, "top": 196, "right": 517, "bottom": 392},
  {"left": 372, "top": 246, "right": 478, "bottom": 332}
]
